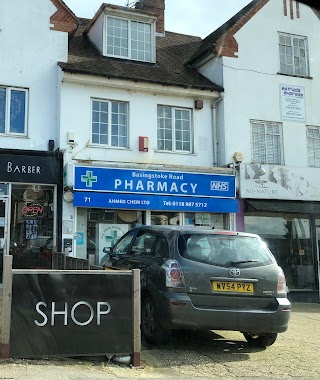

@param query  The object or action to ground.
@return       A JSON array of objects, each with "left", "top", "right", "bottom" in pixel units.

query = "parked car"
[{"left": 100, "top": 225, "right": 291, "bottom": 347}]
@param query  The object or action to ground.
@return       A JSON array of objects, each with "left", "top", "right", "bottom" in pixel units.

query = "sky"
[{"left": 63, "top": 0, "right": 252, "bottom": 38}]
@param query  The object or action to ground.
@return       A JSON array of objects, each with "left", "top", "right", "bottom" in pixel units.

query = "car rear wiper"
[{"left": 231, "top": 260, "right": 259, "bottom": 264}]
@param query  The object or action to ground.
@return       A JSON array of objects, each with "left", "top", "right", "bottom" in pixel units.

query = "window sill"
[
  {"left": 155, "top": 150, "right": 195, "bottom": 155},
  {"left": 277, "top": 72, "right": 313, "bottom": 80},
  {"left": 0, "top": 133, "right": 28, "bottom": 138},
  {"left": 89, "top": 144, "right": 131, "bottom": 151}
]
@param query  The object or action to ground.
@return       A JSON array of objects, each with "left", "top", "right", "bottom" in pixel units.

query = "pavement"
[{"left": 1, "top": 288, "right": 320, "bottom": 379}]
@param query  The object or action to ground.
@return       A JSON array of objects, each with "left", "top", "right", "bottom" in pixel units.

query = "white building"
[
  {"left": 188, "top": 0, "right": 320, "bottom": 301},
  {"left": 0, "top": 0, "right": 73, "bottom": 277},
  {"left": 59, "top": 0, "right": 237, "bottom": 265}
]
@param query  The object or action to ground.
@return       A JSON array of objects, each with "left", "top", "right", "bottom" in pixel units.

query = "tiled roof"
[{"left": 58, "top": 18, "right": 223, "bottom": 92}]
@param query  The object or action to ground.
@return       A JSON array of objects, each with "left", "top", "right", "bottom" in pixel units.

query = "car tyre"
[
  {"left": 243, "top": 332, "right": 278, "bottom": 347},
  {"left": 141, "top": 296, "right": 169, "bottom": 345}
]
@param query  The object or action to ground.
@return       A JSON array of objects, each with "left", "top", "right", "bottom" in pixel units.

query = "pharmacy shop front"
[{"left": 70, "top": 165, "right": 238, "bottom": 265}]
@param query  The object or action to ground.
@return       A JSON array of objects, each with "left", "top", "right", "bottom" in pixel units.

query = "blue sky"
[{"left": 63, "top": 0, "right": 252, "bottom": 38}]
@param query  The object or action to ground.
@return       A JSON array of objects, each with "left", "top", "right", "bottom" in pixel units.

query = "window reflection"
[{"left": 245, "top": 214, "right": 315, "bottom": 290}]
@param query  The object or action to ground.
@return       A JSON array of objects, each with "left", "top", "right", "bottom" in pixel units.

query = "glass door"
[{"left": 0, "top": 198, "right": 8, "bottom": 283}]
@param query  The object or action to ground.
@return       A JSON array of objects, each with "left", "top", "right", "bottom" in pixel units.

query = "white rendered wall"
[
  {"left": 87, "top": 12, "right": 104, "bottom": 53},
  {"left": 200, "top": 0, "right": 320, "bottom": 168},
  {"left": 0, "top": 0, "right": 68, "bottom": 151},
  {"left": 59, "top": 76, "right": 218, "bottom": 168}
]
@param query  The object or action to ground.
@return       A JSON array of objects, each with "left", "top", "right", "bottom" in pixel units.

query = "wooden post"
[
  {"left": 132, "top": 269, "right": 141, "bottom": 367},
  {"left": 1, "top": 255, "right": 13, "bottom": 359}
]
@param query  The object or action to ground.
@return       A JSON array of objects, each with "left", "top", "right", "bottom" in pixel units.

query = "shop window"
[
  {"left": 10, "top": 184, "right": 55, "bottom": 269},
  {"left": 151, "top": 211, "right": 179, "bottom": 225},
  {"left": 184, "top": 212, "right": 226, "bottom": 229},
  {"left": 77, "top": 208, "right": 144, "bottom": 265},
  {"left": 244, "top": 213, "right": 315, "bottom": 290}
]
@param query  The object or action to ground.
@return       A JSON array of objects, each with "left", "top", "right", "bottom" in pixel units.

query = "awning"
[{"left": 246, "top": 199, "right": 320, "bottom": 215}]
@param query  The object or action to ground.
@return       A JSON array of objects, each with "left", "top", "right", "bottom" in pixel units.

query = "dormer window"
[
  {"left": 105, "top": 16, "right": 154, "bottom": 62},
  {"left": 107, "top": 17, "right": 151, "bottom": 61},
  {"left": 86, "top": 5, "right": 157, "bottom": 63}
]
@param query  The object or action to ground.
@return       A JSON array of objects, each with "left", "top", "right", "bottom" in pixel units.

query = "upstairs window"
[
  {"left": 106, "top": 16, "right": 153, "bottom": 62},
  {"left": 0, "top": 86, "right": 28, "bottom": 136},
  {"left": 279, "top": 33, "right": 309, "bottom": 76},
  {"left": 91, "top": 99, "right": 128, "bottom": 148},
  {"left": 251, "top": 121, "right": 283, "bottom": 165},
  {"left": 307, "top": 126, "right": 320, "bottom": 167},
  {"left": 157, "top": 106, "right": 192, "bottom": 153}
]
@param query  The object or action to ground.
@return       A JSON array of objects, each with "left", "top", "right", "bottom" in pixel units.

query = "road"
[{"left": 0, "top": 302, "right": 319, "bottom": 379}]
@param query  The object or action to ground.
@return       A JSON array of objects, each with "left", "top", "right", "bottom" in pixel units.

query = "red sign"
[{"left": 22, "top": 203, "right": 44, "bottom": 217}]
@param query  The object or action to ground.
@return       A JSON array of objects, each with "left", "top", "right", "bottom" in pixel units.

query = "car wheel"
[
  {"left": 243, "top": 332, "right": 278, "bottom": 347},
  {"left": 141, "top": 296, "right": 169, "bottom": 345}
]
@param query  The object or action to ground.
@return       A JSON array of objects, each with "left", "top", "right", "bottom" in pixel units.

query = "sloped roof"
[
  {"left": 187, "top": 0, "right": 320, "bottom": 66},
  {"left": 50, "top": 0, "right": 80, "bottom": 39},
  {"left": 187, "top": 0, "right": 263, "bottom": 66},
  {"left": 58, "top": 18, "right": 222, "bottom": 92}
]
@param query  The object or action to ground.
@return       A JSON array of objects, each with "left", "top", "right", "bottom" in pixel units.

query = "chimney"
[{"left": 135, "top": 0, "right": 165, "bottom": 34}]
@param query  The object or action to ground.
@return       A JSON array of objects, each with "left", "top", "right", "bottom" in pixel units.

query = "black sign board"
[
  {"left": 10, "top": 272, "right": 133, "bottom": 357},
  {"left": 0, "top": 153, "right": 60, "bottom": 184}
]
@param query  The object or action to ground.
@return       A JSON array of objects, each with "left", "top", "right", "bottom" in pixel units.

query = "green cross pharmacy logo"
[{"left": 81, "top": 170, "right": 98, "bottom": 187}]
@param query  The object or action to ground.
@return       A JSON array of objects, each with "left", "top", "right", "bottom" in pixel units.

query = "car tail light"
[
  {"left": 277, "top": 267, "right": 288, "bottom": 296},
  {"left": 162, "top": 260, "right": 186, "bottom": 288}
]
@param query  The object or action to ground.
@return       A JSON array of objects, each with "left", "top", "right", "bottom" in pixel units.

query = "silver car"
[{"left": 102, "top": 226, "right": 291, "bottom": 347}]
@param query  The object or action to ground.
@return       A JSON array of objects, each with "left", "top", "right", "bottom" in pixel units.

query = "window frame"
[
  {"left": 104, "top": 15, "right": 156, "bottom": 63},
  {"left": 91, "top": 98, "right": 129, "bottom": 149},
  {"left": 307, "top": 125, "right": 320, "bottom": 167},
  {"left": 0, "top": 86, "right": 28, "bottom": 136},
  {"left": 251, "top": 120, "right": 284, "bottom": 165},
  {"left": 278, "top": 32, "right": 309, "bottom": 77},
  {"left": 157, "top": 105, "right": 193, "bottom": 154}
]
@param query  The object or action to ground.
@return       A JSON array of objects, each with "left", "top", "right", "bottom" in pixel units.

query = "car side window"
[
  {"left": 112, "top": 231, "right": 135, "bottom": 255},
  {"left": 154, "top": 237, "right": 169, "bottom": 258},
  {"left": 131, "top": 232, "right": 157, "bottom": 256}
]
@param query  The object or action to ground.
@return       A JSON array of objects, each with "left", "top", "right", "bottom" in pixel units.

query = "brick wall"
[
  {"left": 215, "top": 0, "right": 269, "bottom": 58},
  {"left": 135, "top": 0, "right": 165, "bottom": 34},
  {"left": 50, "top": 0, "right": 79, "bottom": 39}
]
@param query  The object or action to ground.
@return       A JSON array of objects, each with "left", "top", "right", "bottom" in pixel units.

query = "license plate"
[{"left": 212, "top": 281, "right": 254, "bottom": 293}]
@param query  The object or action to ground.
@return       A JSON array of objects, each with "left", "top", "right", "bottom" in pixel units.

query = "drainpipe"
[{"left": 211, "top": 94, "right": 223, "bottom": 167}]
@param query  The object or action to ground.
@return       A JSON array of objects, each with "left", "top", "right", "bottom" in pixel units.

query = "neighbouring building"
[
  {"left": 0, "top": 0, "right": 75, "bottom": 278},
  {"left": 187, "top": 0, "right": 320, "bottom": 301}
]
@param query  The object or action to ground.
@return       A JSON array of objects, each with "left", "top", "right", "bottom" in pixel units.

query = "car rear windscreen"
[{"left": 178, "top": 234, "right": 275, "bottom": 268}]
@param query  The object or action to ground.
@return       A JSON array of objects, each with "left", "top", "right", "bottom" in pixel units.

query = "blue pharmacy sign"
[{"left": 73, "top": 166, "right": 238, "bottom": 213}]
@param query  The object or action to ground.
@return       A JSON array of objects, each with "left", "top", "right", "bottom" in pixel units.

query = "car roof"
[{"left": 135, "top": 225, "right": 261, "bottom": 238}]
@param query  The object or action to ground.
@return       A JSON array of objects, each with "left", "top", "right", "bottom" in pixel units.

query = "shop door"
[
  {"left": 316, "top": 227, "right": 320, "bottom": 300},
  {"left": 0, "top": 198, "right": 8, "bottom": 283}
]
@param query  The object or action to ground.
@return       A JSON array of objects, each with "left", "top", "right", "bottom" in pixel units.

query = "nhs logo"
[{"left": 211, "top": 181, "right": 229, "bottom": 191}]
